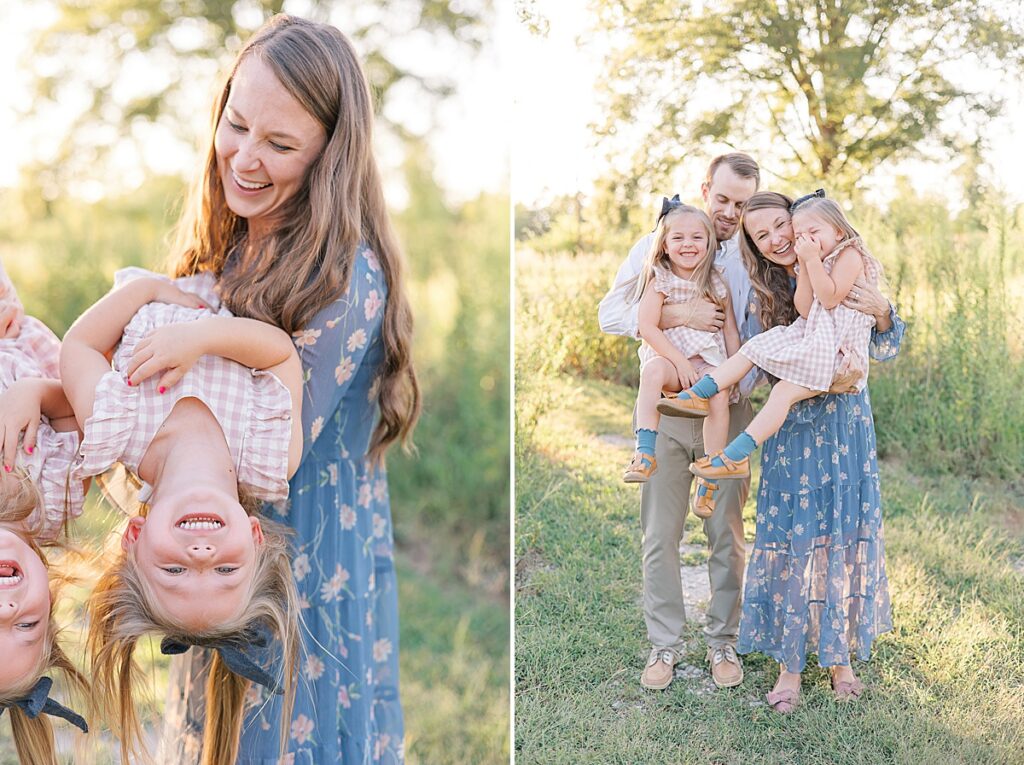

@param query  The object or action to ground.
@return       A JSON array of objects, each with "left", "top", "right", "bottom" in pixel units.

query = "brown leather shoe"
[
  {"left": 623, "top": 451, "right": 657, "bottom": 483},
  {"left": 640, "top": 647, "right": 678, "bottom": 690},
  {"left": 656, "top": 390, "right": 710, "bottom": 418},
  {"left": 706, "top": 644, "right": 743, "bottom": 688},
  {"left": 690, "top": 476, "right": 717, "bottom": 519}
]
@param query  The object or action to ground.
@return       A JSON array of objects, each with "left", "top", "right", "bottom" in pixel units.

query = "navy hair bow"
[
  {"left": 790, "top": 188, "right": 826, "bottom": 213},
  {"left": 0, "top": 676, "right": 88, "bottom": 733},
  {"left": 160, "top": 621, "right": 283, "bottom": 694},
  {"left": 652, "top": 194, "right": 683, "bottom": 231}
]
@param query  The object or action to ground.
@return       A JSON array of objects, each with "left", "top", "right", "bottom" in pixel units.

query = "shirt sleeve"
[
  {"left": 597, "top": 234, "right": 651, "bottom": 339},
  {"left": 292, "top": 247, "right": 385, "bottom": 462},
  {"left": 869, "top": 305, "right": 905, "bottom": 362}
]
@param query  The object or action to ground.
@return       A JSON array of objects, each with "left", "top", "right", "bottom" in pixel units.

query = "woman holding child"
[
  {"left": 732, "top": 191, "right": 903, "bottom": 711},
  {"left": 147, "top": 14, "right": 420, "bottom": 764}
]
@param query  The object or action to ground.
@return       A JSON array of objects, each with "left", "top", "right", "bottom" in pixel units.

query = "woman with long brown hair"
[
  {"left": 155, "top": 13, "right": 420, "bottom": 763},
  {"left": 732, "top": 191, "right": 902, "bottom": 713}
]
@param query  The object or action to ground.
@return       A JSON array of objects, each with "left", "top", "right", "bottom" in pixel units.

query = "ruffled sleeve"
[
  {"left": 869, "top": 305, "right": 905, "bottom": 362},
  {"left": 293, "top": 245, "right": 386, "bottom": 463},
  {"left": 114, "top": 267, "right": 224, "bottom": 312},
  {"left": 238, "top": 367, "right": 294, "bottom": 503},
  {"left": 21, "top": 424, "right": 85, "bottom": 542},
  {"left": 71, "top": 370, "right": 138, "bottom": 481}
]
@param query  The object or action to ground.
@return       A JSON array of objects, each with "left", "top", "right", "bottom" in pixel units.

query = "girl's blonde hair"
[
  {"left": 738, "top": 192, "right": 800, "bottom": 331},
  {"left": 0, "top": 475, "right": 90, "bottom": 765},
  {"left": 790, "top": 196, "right": 862, "bottom": 243},
  {"left": 171, "top": 14, "right": 419, "bottom": 463},
  {"left": 632, "top": 205, "right": 724, "bottom": 308},
  {"left": 87, "top": 503, "right": 300, "bottom": 765}
]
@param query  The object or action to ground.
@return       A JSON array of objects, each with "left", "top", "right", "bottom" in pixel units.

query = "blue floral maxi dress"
[
  {"left": 736, "top": 289, "right": 905, "bottom": 673},
  {"left": 159, "top": 245, "right": 404, "bottom": 764}
]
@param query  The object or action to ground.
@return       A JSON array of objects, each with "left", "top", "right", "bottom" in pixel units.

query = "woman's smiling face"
[
  {"left": 743, "top": 206, "right": 796, "bottom": 269},
  {"left": 214, "top": 55, "right": 328, "bottom": 240}
]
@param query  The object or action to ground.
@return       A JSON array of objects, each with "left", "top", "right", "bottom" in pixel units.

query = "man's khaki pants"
[{"left": 640, "top": 400, "right": 752, "bottom": 651}]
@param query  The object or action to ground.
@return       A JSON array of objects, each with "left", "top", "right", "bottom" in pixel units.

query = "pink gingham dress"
[
  {"left": 71, "top": 268, "right": 293, "bottom": 503},
  {"left": 638, "top": 265, "right": 730, "bottom": 373},
  {"left": 0, "top": 263, "right": 84, "bottom": 541},
  {"left": 740, "top": 237, "right": 881, "bottom": 392}
]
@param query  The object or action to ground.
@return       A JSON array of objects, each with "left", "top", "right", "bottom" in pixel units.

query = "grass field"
[{"left": 514, "top": 369, "right": 1024, "bottom": 765}]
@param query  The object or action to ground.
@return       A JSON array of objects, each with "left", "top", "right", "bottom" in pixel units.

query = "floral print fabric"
[
  {"left": 737, "top": 288, "right": 905, "bottom": 672},
  {"left": 160, "top": 245, "right": 404, "bottom": 764}
]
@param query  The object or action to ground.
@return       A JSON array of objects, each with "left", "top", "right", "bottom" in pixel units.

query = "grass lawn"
[{"left": 515, "top": 373, "right": 1024, "bottom": 765}]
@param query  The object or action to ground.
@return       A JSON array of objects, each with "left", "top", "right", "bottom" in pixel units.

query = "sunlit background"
[
  {"left": 514, "top": 3, "right": 1024, "bottom": 762},
  {"left": 0, "top": 1, "right": 510, "bottom": 763}
]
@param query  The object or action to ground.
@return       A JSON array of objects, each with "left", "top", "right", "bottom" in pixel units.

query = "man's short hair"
[{"left": 706, "top": 153, "right": 760, "bottom": 190}]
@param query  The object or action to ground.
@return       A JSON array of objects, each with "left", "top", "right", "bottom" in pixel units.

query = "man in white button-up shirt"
[{"left": 599, "top": 153, "right": 759, "bottom": 691}]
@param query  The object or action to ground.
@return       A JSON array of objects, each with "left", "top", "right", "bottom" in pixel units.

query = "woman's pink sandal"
[
  {"left": 765, "top": 687, "right": 799, "bottom": 714},
  {"left": 830, "top": 675, "right": 865, "bottom": 701}
]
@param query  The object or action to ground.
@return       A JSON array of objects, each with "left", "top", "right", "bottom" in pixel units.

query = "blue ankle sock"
[
  {"left": 696, "top": 477, "right": 718, "bottom": 497},
  {"left": 711, "top": 431, "right": 758, "bottom": 467},
  {"left": 635, "top": 428, "right": 657, "bottom": 457},
  {"left": 690, "top": 374, "right": 719, "bottom": 399}
]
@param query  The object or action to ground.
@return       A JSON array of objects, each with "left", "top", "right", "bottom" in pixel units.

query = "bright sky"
[
  {"left": 513, "top": 1, "right": 1024, "bottom": 211},
  {"left": 0, "top": 1, "right": 510, "bottom": 204}
]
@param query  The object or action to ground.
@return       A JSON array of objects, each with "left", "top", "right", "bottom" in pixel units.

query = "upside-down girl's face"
[
  {"left": 123, "top": 487, "right": 264, "bottom": 632},
  {"left": 0, "top": 528, "right": 50, "bottom": 691},
  {"left": 663, "top": 212, "right": 712, "bottom": 278},
  {"left": 214, "top": 54, "right": 327, "bottom": 241},
  {"left": 743, "top": 207, "right": 796, "bottom": 269}
]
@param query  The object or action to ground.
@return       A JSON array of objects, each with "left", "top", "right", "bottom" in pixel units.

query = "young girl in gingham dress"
[
  {"left": 0, "top": 262, "right": 85, "bottom": 540},
  {"left": 0, "top": 260, "right": 91, "bottom": 763},
  {"left": 624, "top": 202, "right": 740, "bottom": 519},
  {"left": 664, "top": 194, "right": 883, "bottom": 482},
  {"left": 61, "top": 267, "right": 305, "bottom": 764}
]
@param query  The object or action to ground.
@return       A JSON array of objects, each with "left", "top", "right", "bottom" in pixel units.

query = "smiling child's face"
[{"left": 0, "top": 528, "right": 50, "bottom": 692}]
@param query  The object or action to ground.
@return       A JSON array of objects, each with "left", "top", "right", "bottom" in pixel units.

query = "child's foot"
[
  {"left": 690, "top": 476, "right": 717, "bottom": 519},
  {"left": 690, "top": 451, "right": 749, "bottom": 480},
  {"left": 656, "top": 390, "right": 709, "bottom": 419},
  {"left": 623, "top": 451, "right": 657, "bottom": 483}
]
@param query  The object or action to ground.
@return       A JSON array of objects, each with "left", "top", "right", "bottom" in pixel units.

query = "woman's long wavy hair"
[
  {"left": 631, "top": 205, "right": 724, "bottom": 308},
  {"left": 738, "top": 192, "right": 801, "bottom": 331},
  {"left": 171, "top": 14, "right": 420, "bottom": 462},
  {"left": 0, "top": 474, "right": 89, "bottom": 765},
  {"left": 87, "top": 501, "right": 300, "bottom": 765}
]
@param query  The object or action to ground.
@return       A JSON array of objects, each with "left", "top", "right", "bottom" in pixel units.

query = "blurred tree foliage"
[
  {"left": 25, "top": 0, "right": 489, "bottom": 196},
  {"left": 591, "top": 0, "right": 1024, "bottom": 226}
]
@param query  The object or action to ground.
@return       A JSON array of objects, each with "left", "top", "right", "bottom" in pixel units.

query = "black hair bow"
[
  {"left": 790, "top": 188, "right": 826, "bottom": 213},
  {"left": 160, "top": 621, "right": 283, "bottom": 694},
  {"left": 0, "top": 676, "right": 88, "bottom": 733},
  {"left": 653, "top": 194, "right": 683, "bottom": 231}
]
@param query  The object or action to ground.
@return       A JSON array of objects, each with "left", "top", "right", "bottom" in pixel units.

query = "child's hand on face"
[{"left": 794, "top": 232, "right": 820, "bottom": 262}]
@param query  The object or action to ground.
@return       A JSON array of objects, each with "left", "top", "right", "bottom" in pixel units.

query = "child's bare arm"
[
  {"left": 126, "top": 316, "right": 298, "bottom": 391},
  {"left": 794, "top": 266, "right": 813, "bottom": 318},
  {"left": 721, "top": 293, "right": 741, "bottom": 356},
  {"left": 802, "top": 247, "right": 864, "bottom": 310}
]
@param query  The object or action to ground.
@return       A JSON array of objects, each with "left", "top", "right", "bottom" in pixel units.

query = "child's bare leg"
[
  {"left": 692, "top": 389, "right": 732, "bottom": 514},
  {"left": 701, "top": 390, "right": 731, "bottom": 455},
  {"left": 626, "top": 358, "right": 681, "bottom": 483},
  {"left": 744, "top": 381, "right": 818, "bottom": 444},
  {"left": 636, "top": 358, "right": 680, "bottom": 432},
  {"left": 707, "top": 352, "right": 755, "bottom": 391}
]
